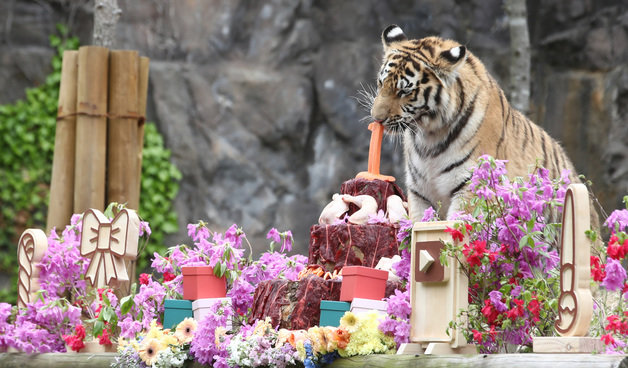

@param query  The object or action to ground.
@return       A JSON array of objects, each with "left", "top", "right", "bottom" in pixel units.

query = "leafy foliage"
[{"left": 0, "top": 26, "right": 181, "bottom": 303}]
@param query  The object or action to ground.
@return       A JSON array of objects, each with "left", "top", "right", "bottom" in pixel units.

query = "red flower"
[
  {"left": 472, "top": 329, "right": 483, "bottom": 343},
  {"left": 506, "top": 298, "right": 525, "bottom": 320},
  {"left": 445, "top": 226, "right": 464, "bottom": 242},
  {"left": 606, "top": 234, "right": 628, "bottom": 260},
  {"left": 63, "top": 336, "right": 85, "bottom": 352},
  {"left": 601, "top": 333, "right": 616, "bottom": 346},
  {"left": 74, "top": 324, "right": 86, "bottom": 340},
  {"left": 488, "top": 325, "right": 498, "bottom": 341},
  {"left": 163, "top": 272, "right": 175, "bottom": 282},
  {"left": 139, "top": 273, "right": 151, "bottom": 285},
  {"left": 63, "top": 324, "right": 86, "bottom": 352},
  {"left": 590, "top": 256, "right": 606, "bottom": 282},
  {"left": 481, "top": 299, "right": 499, "bottom": 324},
  {"left": 98, "top": 329, "right": 112, "bottom": 346},
  {"left": 528, "top": 298, "right": 541, "bottom": 322}
]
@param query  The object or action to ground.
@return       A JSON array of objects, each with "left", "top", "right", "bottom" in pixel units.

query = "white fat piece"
[
  {"left": 343, "top": 195, "right": 378, "bottom": 225},
  {"left": 386, "top": 195, "right": 409, "bottom": 223},
  {"left": 318, "top": 193, "right": 350, "bottom": 225}
]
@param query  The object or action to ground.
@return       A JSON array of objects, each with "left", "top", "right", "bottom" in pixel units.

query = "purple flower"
[
  {"left": 266, "top": 228, "right": 281, "bottom": 244},
  {"left": 392, "top": 249, "right": 411, "bottom": 282},
  {"left": 421, "top": 207, "right": 437, "bottom": 222},
  {"left": 605, "top": 209, "right": 628, "bottom": 233},
  {"left": 489, "top": 290, "right": 508, "bottom": 312},
  {"left": 368, "top": 209, "right": 388, "bottom": 224},
  {"left": 602, "top": 258, "right": 627, "bottom": 291}
]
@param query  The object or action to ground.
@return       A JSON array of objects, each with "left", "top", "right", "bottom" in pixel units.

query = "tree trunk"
[
  {"left": 92, "top": 0, "right": 121, "bottom": 48},
  {"left": 504, "top": 0, "right": 530, "bottom": 116}
]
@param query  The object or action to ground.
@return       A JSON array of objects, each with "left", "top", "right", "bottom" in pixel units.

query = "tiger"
[{"left": 369, "top": 24, "right": 597, "bottom": 226}]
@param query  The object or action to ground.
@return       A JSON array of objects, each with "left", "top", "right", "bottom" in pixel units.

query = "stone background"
[{"left": 1, "top": 0, "right": 626, "bottom": 256}]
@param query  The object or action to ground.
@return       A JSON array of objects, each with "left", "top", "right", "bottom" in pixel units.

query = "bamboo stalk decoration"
[
  {"left": 46, "top": 50, "right": 78, "bottom": 233},
  {"left": 135, "top": 56, "right": 150, "bottom": 205},
  {"left": 17, "top": 229, "right": 48, "bottom": 308},
  {"left": 74, "top": 46, "right": 110, "bottom": 214},
  {"left": 107, "top": 50, "right": 140, "bottom": 209}
]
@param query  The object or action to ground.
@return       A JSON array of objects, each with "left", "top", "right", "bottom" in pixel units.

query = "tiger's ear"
[
  {"left": 439, "top": 46, "right": 467, "bottom": 70},
  {"left": 382, "top": 25, "right": 407, "bottom": 51}
]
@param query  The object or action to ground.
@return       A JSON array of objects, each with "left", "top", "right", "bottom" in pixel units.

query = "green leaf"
[
  {"left": 120, "top": 295, "right": 134, "bottom": 315},
  {"left": 101, "top": 306, "right": 114, "bottom": 322},
  {"left": 93, "top": 320, "right": 105, "bottom": 337}
]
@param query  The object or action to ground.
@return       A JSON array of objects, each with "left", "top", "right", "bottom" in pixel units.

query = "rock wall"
[{"left": 1, "top": 0, "right": 626, "bottom": 255}]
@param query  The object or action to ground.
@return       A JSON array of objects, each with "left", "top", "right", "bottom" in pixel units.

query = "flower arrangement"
[
  {"left": 3, "top": 154, "right": 628, "bottom": 364},
  {"left": 112, "top": 318, "right": 197, "bottom": 368},
  {"left": 440, "top": 155, "right": 566, "bottom": 353}
]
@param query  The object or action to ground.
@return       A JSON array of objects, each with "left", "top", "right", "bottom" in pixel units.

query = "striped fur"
[{"left": 371, "top": 25, "right": 583, "bottom": 222}]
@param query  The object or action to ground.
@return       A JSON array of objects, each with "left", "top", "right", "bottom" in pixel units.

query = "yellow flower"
[
  {"left": 307, "top": 326, "right": 327, "bottom": 355},
  {"left": 139, "top": 337, "right": 165, "bottom": 366},
  {"left": 253, "top": 317, "right": 273, "bottom": 336},
  {"left": 215, "top": 326, "right": 227, "bottom": 346},
  {"left": 174, "top": 317, "right": 197, "bottom": 344},
  {"left": 339, "top": 311, "right": 359, "bottom": 333}
]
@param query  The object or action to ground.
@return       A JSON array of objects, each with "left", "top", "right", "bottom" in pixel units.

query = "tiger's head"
[{"left": 371, "top": 25, "right": 468, "bottom": 135}]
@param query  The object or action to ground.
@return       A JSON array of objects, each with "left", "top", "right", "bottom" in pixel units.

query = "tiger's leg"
[{"left": 407, "top": 189, "right": 437, "bottom": 223}]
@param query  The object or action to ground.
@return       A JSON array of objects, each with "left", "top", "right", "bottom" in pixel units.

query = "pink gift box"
[
  {"left": 182, "top": 266, "right": 226, "bottom": 300},
  {"left": 350, "top": 297, "right": 388, "bottom": 316},
  {"left": 339, "top": 266, "right": 388, "bottom": 302}
]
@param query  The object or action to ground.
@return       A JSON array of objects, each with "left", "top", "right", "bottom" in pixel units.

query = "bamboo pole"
[
  {"left": 106, "top": 50, "right": 140, "bottom": 209},
  {"left": 74, "top": 46, "right": 109, "bottom": 214},
  {"left": 134, "top": 56, "right": 150, "bottom": 209},
  {"left": 46, "top": 50, "right": 78, "bottom": 233},
  {"left": 124, "top": 56, "right": 150, "bottom": 289}
]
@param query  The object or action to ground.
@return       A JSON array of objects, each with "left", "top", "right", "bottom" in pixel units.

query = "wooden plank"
[
  {"left": 74, "top": 45, "right": 109, "bottom": 214},
  {"left": 326, "top": 354, "right": 627, "bottom": 368},
  {"left": 0, "top": 353, "right": 625, "bottom": 368},
  {"left": 47, "top": 50, "right": 78, "bottom": 232},
  {"left": 533, "top": 336, "right": 605, "bottom": 353}
]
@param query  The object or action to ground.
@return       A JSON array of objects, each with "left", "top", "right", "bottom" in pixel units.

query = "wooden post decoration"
[
  {"left": 47, "top": 50, "right": 78, "bottom": 233},
  {"left": 398, "top": 221, "right": 475, "bottom": 355},
  {"left": 533, "top": 183, "right": 601, "bottom": 353},
  {"left": 356, "top": 121, "right": 395, "bottom": 182},
  {"left": 74, "top": 46, "right": 110, "bottom": 214},
  {"left": 80, "top": 208, "right": 140, "bottom": 289},
  {"left": 17, "top": 229, "right": 49, "bottom": 308}
]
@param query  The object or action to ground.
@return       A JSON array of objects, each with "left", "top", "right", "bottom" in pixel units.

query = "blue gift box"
[
  {"left": 163, "top": 299, "right": 193, "bottom": 329},
  {"left": 319, "top": 300, "right": 351, "bottom": 327}
]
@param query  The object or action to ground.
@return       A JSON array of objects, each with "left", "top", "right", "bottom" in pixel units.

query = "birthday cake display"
[{"left": 250, "top": 122, "right": 408, "bottom": 330}]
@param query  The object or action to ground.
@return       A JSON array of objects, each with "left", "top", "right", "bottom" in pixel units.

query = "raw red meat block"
[
  {"left": 340, "top": 178, "right": 406, "bottom": 214},
  {"left": 309, "top": 223, "right": 400, "bottom": 272}
]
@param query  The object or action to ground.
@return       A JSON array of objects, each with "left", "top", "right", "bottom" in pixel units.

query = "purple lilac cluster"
[
  {"left": 378, "top": 289, "right": 411, "bottom": 347},
  {"left": 39, "top": 214, "right": 90, "bottom": 299},
  {"left": 190, "top": 301, "right": 234, "bottom": 367}
]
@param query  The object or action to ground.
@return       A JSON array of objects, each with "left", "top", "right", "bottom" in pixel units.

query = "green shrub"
[{"left": 0, "top": 25, "right": 180, "bottom": 304}]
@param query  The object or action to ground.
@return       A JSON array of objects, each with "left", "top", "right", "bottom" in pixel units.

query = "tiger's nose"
[{"left": 371, "top": 102, "right": 389, "bottom": 121}]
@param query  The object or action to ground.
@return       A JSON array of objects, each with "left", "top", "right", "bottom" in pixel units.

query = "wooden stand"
[
  {"left": 532, "top": 184, "right": 596, "bottom": 353},
  {"left": 402, "top": 221, "right": 475, "bottom": 355},
  {"left": 46, "top": 47, "right": 150, "bottom": 241}
]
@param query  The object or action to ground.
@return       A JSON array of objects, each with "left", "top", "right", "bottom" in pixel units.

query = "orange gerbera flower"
[
  {"left": 139, "top": 338, "right": 165, "bottom": 365},
  {"left": 174, "top": 317, "right": 197, "bottom": 344}
]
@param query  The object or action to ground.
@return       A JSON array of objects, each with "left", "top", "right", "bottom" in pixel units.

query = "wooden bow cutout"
[{"left": 80, "top": 208, "right": 140, "bottom": 288}]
